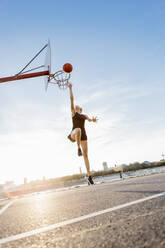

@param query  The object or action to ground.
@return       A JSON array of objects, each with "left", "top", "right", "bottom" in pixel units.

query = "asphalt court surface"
[{"left": 0, "top": 173, "right": 165, "bottom": 248}]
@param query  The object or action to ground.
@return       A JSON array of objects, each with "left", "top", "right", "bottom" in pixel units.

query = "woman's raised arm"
[{"left": 68, "top": 83, "right": 75, "bottom": 115}]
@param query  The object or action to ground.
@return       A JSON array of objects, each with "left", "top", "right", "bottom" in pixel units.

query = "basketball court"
[{"left": 0, "top": 173, "right": 165, "bottom": 247}]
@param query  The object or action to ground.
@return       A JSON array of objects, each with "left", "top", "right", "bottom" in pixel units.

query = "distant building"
[
  {"left": 103, "top": 162, "right": 108, "bottom": 171},
  {"left": 24, "top": 178, "right": 28, "bottom": 184},
  {"left": 79, "top": 167, "right": 82, "bottom": 174}
]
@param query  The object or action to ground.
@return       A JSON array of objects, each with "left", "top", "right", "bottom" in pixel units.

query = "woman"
[{"left": 67, "top": 83, "right": 98, "bottom": 185}]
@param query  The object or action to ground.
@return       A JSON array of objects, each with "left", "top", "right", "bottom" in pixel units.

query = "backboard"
[{"left": 44, "top": 40, "right": 51, "bottom": 91}]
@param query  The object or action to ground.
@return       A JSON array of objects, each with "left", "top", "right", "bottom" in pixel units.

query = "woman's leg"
[
  {"left": 80, "top": 140, "right": 90, "bottom": 176},
  {"left": 71, "top": 128, "right": 81, "bottom": 148}
]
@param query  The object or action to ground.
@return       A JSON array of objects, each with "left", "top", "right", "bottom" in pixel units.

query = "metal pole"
[{"left": 0, "top": 70, "right": 49, "bottom": 84}]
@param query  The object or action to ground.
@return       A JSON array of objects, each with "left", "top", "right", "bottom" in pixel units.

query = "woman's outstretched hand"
[{"left": 92, "top": 116, "right": 98, "bottom": 122}]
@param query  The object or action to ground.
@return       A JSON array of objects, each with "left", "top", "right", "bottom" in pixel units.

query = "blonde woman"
[{"left": 67, "top": 83, "right": 98, "bottom": 185}]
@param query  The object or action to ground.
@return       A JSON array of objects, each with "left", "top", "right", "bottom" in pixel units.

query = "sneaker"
[
  {"left": 88, "top": 175, "right": 94, "bottom": 185},
  {"left": 78, "top": 147, "right": 82, "bottom": 156}
]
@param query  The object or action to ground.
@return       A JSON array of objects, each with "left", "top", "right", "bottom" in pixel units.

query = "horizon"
[
  {"left": 1, "top": 0, "right": 165, "bottom": 184},
  {"left": 2, "top": 159, "right": 164, "bottom": 187}
]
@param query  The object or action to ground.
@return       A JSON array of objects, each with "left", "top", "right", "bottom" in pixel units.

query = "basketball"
[{"left": 63, "top": 63, "right": 73, "bottom": 73}]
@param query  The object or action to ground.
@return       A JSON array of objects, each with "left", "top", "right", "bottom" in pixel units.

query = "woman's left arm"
[{"left": 85, "top": 115, "right": 98, "bottom": 123}]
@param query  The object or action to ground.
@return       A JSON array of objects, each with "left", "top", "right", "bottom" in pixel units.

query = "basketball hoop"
[
  {"left": 48, "top": 70, "right": 70, "bottom": 90},
  {"left": 0, "top": 40, "right": 72, "bottom": 91}
]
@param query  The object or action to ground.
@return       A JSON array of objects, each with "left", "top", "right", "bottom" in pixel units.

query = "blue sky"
[{"left": 0, "top": 0, "right": 165, "bottom": 184}]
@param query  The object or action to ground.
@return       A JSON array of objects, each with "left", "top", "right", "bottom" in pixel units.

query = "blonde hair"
[{"left": 75, "top": 105, "right": 82, "bottom": 113}]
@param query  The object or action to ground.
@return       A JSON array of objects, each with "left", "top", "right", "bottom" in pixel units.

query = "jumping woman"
[{"left": 67, "top": 83, "right": 98, "bottom": 185}]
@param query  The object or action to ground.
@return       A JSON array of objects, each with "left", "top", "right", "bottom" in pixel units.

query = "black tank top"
[{"left": 72, "top": 112, "right": 86, "bottom": 130}]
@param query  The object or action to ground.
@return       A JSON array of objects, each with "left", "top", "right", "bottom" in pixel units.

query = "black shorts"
[
  {"left": 81, "top": 131, "right": 87, "bottom": 141},
  {"left": 67, "top": 130, "right": 87, "bottom": 142}
]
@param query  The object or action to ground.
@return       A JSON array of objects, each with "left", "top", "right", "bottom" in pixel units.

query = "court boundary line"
[
  {"left": 0, "top": 200, "right": 15, "bottom": 216},
  {"left": 0, "top": 192, "right": 164, "bottom": 245}
]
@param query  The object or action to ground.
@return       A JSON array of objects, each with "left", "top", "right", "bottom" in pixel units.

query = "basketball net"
[{"left": 48, "top": 71, "right": 71, "bottom": 90}]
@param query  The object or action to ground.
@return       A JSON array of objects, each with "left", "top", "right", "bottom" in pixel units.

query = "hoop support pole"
[{"left": 0, "top": 70, "right": 49, "bottom": 84}]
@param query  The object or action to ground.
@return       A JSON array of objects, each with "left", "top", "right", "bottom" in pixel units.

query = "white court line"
[
  {"left": 0, "top": 192, "right": 165, "bottom": 245},
  {"left": 0, "top": 198, "right": 9, "bottom": 202},
  {"left": 0, "top": 200, "right": 15, "bottom": 216}
]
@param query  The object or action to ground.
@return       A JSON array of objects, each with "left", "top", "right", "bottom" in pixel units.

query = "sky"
[{"left": 0, "top": 0, "right": 165, "bottom": 184}]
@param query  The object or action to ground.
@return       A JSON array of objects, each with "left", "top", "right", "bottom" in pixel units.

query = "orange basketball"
[{"left": 63, "top": 63, "right": 73, "bottom": 73}]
